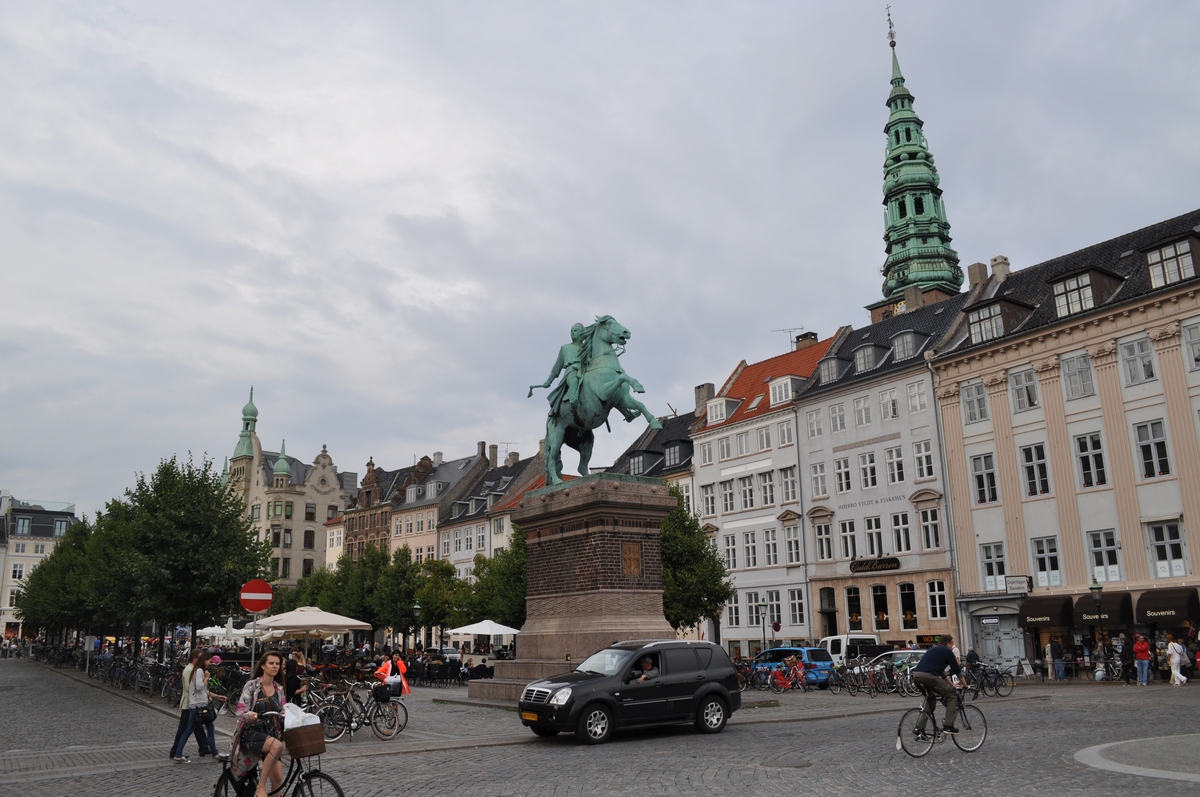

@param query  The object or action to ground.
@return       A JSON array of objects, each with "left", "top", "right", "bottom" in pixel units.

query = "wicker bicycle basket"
[{"left": 282, "top": 723, "right": 326, "bottom": 758}]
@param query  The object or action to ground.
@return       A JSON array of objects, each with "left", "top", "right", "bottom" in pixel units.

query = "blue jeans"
[
  {"left": 170, "top": 708, "right": 214, "bottom": 758},
  {"left": 1136, "top": 659, "right": 1150, "bottom": 685},
  {"left": 1054, "top": 659, "right": 1065, "bottom": 680}
]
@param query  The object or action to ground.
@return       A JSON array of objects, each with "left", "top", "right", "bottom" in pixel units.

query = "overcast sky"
[{"left": 3, "top": 2, "right": 1199, "bottom": 518}]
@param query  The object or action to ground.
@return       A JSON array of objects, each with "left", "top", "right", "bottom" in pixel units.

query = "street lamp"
[
  {"left": 411, "top": 601, "right": 421, "bottom": 652},
  {"left": 758, "top": 600, "right": 769, "bottom": 655},
  {"left": 1089, "top": 577, "right": 1105, "bottom": 665}
]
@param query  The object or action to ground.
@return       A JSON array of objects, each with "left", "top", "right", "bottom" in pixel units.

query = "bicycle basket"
[
  {"left": 282, "top": 724, "right": 326, "bottom": 758},
  {"left": 371, "top": 683, "right": 391, "bottom": 703}
]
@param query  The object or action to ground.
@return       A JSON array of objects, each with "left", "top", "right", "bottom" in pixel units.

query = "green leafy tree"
[
  {"left": 15, "top": 516, "right": 92, "bottom": 635},
  {"left": 470, "top": 525, "right": 527, "bottom": 628},
  {"left": 660, "top": 485, "right": 733, "bottom": 631},
  {"left": 416, "top": 558, "right": 463, "bottom": 646},
  {"left": 373, "top": 545, "right": 423, "bottom": 646}
]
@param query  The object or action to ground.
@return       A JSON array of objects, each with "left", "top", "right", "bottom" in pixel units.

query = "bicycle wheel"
[
  {"left": 952, "top": 705, "right": 987, "bottom": 752},
  {"left": 752, "top": 670, "right": 770, "bottom": 691},
  {"left": 317, "top": 703, "right": 350, "bottom": 743},
  {"left": 828, "top": 672, "right": 842, "bottom": 695},
  {"left": 370, "top": 702, "right": 401, "bottom": 740},
  {"left": 896, "top": 708, "right": 935, "bottom": 757},
  {"left": 846, "top": 675, "right": 859, "bottom": 696},
  {"left": 737, "top": 671, "right": 749, "bottom": 692},
  {"left": 995, "top": 672, "right": 1014, "bottom": 697},
  {"left": 213, "top": 770, "right": 238, "bottom": 797},
  {"left": 293, "top": 770, "right": 345, "bottom": 797},
  {"left": 769, "top": 670, "right": 787, "bottom": 694}
]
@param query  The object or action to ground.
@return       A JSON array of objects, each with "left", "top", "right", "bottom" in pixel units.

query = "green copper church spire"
[
  {"left": 273, "top": 440, "right": 291, "bottom": 476},
  {"left": 878, "top": 13, "right": 962, "bottom": 303},
  {"left": 232, "top": 387, "right": 257, "bottom": 460}
]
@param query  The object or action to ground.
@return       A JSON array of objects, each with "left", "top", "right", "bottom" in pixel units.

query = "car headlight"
[{"left": 548, "top": 687, "right": 572, "bottom": 706}]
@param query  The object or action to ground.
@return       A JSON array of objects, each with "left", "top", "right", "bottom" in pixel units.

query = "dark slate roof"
[
  {"left": 800, "top": 292, "right": 971, "bottom": 397},
  {"left": 261, "top": 452, "right": 314, "bottom": 486},
  {"left": 940, "top": 208, "right": 1200, "bottom": 355},
  {"left": 446, "top": 455, "right": 540, "bottom": 523},
  {"left": 609, "top": 411, "right": 697, "bottom": 478},
  {"left": 391, "top": 454, "right": 484, "bottom": 512}
]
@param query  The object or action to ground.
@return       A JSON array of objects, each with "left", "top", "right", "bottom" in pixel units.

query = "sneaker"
[
  {"left": 173, "top": 756, "right": 191, "bottom": 763},
  {"left": 942, "top": 725, "right": 959, "bottom": 734}
]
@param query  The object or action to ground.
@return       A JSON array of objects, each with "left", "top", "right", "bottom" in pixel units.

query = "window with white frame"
[
  {"left": 819, "top": 359, "right": 840, "bottom": 384},
  {"left": 914, "top": 440, "right": 934, "bottom": 479},
  {"left": 907, "top": 380, "right": 928, "bottom": 413},
  {"left": 893, "top": 332, "right": 916, "bottom": 360},
  {"left": 785, "top": 525, "right": 802, "bottom": 564},
  {"left": 892, "top": 512, "right": 912, "bottom": 553},
  {"left": 806, "top": 410, "right": 823, "bottom": 439},
  {"left": 680, "top": 482, "right": 692, "bottom": 513},
  {"left": 829, "top": 403, "right": 846, "bottom": 432},
  {"left": 763, "top": 528, "right": 779, "bottom": 566},
  {"left": 859, "top": 452, "right": 878, "bottom": 488},
  {"left": 746, "top": 592, "right": 763, "bottom": 626},
  {"left": 834, "top": 458, "right": 852, "bottom": 493},
  {"left": 726, "top": 591, "right": 740, "bottom": 626},
  {"left": 723, "top": 535, "right": 737, "bottom": 569},
  {"left": 1021, "top": 443, "right": 1051, "bottom": 496},
  {"left": 871, "top": 585, "right": 890, "bottom": 631},
  {"left": 701, "top": 484, "right": 716, "bottom": 515},
  {"left": 899, "top": 583, "right": 918, "bottom": 630},
  {"left": 972, "top": 453, "right": 998, "bottom": 503},
  {"left": 720, "top": 481, "right": 735, "bottom": 513},
  {"left": 700, "top": 442, "right": 713, "bottom": 465},
  {"left": 920, "top": 508, "right": 940, "bottom": 549},
  {"left": 854, "top": 347, "right": 877, "bottom": 372},
  {"left": 629, "top": 454, "right": 644, "bottom": 476},
  {"left": 770, "top": 380, "right": 792, "bottom": 405},
  {"left": 1033, "top": 536, "right": 1061, "bottom": 587},
  {"left": 1134, "top": 419, "right": 1171, "bottom": 478},
  {"left": 743, "top": 531, "right": 758, "bottom": 568},
  {"left": 846, "top": 587, "right": 863, "bottom": 631},
  {"left": 810, "top": 463, "right": 827, "bottom": 498},
  {"left": 968, "top": 304, "right": 1004, "bottom": 343},
  {"left": 1183, "top": 322, "right": 1200, "bottom": 370},
  {"left": 442, "top": 534, "right": 451, "bottom": 556},
  {"left": 778, "top": 420, "right": 794, "bottom": 446},
  {"left": 759, "top": 471, "right": 775, "bottom": 505},
  {"left": 454, "top": 529, "right": 462, "bottom": 553},
  {"left": 839, "top": 521, "right": 857, "bottom": 559},
  {"left": 739, "top": 476, "right": 756, "bottom": 509},
  {"left": 1075, "top": 432, "right": 1107, "bottom": 487},
  {"left": 708, "top": 400, "right": 727, "bottom": 423},
  {"left": 736, "top": 432, "right": 750, "bottom": 456},
  {"left": 12, "top": 543, "right": 23, "bottom": 553},
  {"left": 981, "top": 543, "right": 1006, "bottom": 591},
  {"left": 789, "top": 588, "right": 805, "bottom": 625},
  {"left": 1147, "top": 239, "right": 1194, "bottom": 288},
  {"left": 880, "top": 389, "right": 898, "bottom": 420},
  {"left": 1088, "top": 529, "right": 1121, "bottom": 582},
  {"left": 885, "top": 446, "right": 905, "bottom": 484},
  {"left": 464, "top": 528, "right": 473, "bottom": 551},
  {"left": 766, "top": 590, "right": 782, "bottom": 625},
  {"left": 865, "top": 516, "right": 883, "bottom": 556},
  {"left": 927, "top": 580, "right": 948, "bottom": 619},
  {"left": 478, "top": 526, "right": 487, "bottom": 550},
  {"left": 1122, "top": 338, "right": 1158, "bottom": 385},
  {"left": 1053, "top": 274, "right": 1095, "bottom": 317},
  {"left": 1010, "top": 369, "right": 1039, "bottom": 412},
  {"left": 1147, "top": 522, "right": 1186, "bottom": 578},
  {"left": 10, "top": 563, "right": 23, "bottom": 581},
  {"left": 816, "top": 523, "right": 833, "bottom": 561},
  {"left": 962, "top": 382, "right": 989, "bottom": 423},
  {"left": 780, "top": 467, "right": 798, "bottom": 502},
  {"left": 718, "top": 438, "right": 732, "bottom": 460},
  {"left": 1062, "top": 354, "right": 1096, "bottom": 399},
  {"left": 664, "top": 446, "right": 680, "bottom": 468},
  {"left": 854, "top": 396, "right": 872, "bottom": 427},
  {"left": 757, "top": 426, "right": 771, "bottom": 450}
]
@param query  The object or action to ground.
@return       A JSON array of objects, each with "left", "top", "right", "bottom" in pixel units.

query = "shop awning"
[
  {"left": 1017, "top": 595, "right": 1074, "bottom": 628},
  {"left": 1073, "top": 591, "right": 1133, "bottom": 627},
  {"left": 1135, "top": 588, "right": 1200, "bottom": 625}
]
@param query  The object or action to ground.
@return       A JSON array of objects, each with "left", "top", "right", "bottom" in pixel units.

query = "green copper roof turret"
[
  {"left": 878, "top": 21, "right": 962, "bottom": 302},
  {"left": 273, "top": 440, "right": 291, "bottom": 476},
  {"left": 219, "top": 457, "right": 229, "bottom": 489},
  {"left": 232, "top": 387, "right": 257, "bottom": 460}
]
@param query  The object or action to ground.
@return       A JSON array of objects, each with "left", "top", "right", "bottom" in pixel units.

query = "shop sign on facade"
[
  {"left": 1005, "top": 575, "right": 1032, "bottom": 595},
  {"left": 849, "top": 557, "right": 901, "bottom": 574}
]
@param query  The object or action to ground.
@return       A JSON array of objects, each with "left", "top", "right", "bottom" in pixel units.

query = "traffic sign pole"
[{"left": 240, "top": 579, "right": 274, "bottom": 669}]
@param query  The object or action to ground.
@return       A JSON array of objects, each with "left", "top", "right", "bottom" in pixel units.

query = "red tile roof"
[
  {"left": 701, "top": 333, "right": 840, "bottom": 431},
  {"left": 487, "top": 473, "right": 577, "bottom": 515}
]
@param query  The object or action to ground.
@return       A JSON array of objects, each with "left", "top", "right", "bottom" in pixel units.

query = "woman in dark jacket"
[{"left": 1119, "top": 636, "right": 1135, "bottom": 685}]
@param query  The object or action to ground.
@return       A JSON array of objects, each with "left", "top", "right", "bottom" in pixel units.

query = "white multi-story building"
[
  {"left": 692, "top": 333, "right": 834, "bottom": 658},
  {"left": 0, "top": 490, "right": 76, "bottom": 639}
]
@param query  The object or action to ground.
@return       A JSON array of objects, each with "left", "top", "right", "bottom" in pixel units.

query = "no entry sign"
[{"left": 240, "top": 579, "right": 273, "bottom": 613}]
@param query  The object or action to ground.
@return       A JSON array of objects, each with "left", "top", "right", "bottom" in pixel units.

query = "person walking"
[
  {"left": 1167, "top": 634, "right": 1188, "bottom": 686},
  {"left": 188, "top": 653, "right": 222, "bottom": 760},
  {"left": 1050, "top": 637, "right": 1066, "bottom": 681},
  {"left": 170, "top": 649, "right": 213, "bottom": 762},
  {"left": 1119, "top": 636, "right": 1135, "bottom": 685},
  {"left": 1133, "top": 634, "right": 1152, "bottom": 686}
]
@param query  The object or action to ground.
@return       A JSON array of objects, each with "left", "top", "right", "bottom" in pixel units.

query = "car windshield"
[{"left": 575, "top": 649, "right": 634, "bottom": 676}]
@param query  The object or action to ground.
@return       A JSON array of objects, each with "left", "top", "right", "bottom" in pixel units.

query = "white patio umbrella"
[
  {"left": 446, "top": 619, "right": 521, "bottom": 636},
  {"left": 195, "top": 626, "right": 226, "bottom": 636},
  {"left": 255, "top": 606, "right": 372, "bottom": 639}
]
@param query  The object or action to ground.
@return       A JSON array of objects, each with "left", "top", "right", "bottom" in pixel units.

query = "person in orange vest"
[{"left": 375, "top": 650, "right": 411, "bottom": 696}]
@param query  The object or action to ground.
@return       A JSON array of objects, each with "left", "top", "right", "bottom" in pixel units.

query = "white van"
[{"left": 818, "top": 634, "right": 881, "bottom": 665}]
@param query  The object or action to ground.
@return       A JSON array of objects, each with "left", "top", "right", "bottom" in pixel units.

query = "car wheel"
[
  {"left": 575, "top": 704, "right": 613, "bottom": 744},
  {"left": 530, "top": 726, "right": 560, "bottom": 737},
  {"left": 694, "top": 695, "right": 727, "bottom": 734}
]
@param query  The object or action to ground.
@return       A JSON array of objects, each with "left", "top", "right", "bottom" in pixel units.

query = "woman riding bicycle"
[{"left": 231, "top": 650, "right": 287, "bottom": 797}]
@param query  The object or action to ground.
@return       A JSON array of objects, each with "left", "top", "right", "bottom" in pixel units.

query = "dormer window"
[
  {"left": 1053, "top": 274, "right": 1094, "bottom": 317},
  {"left": 769, "top": 380, "right": 791, "bottom": 405},
  {"left": 892, "top": 332, "right": 915, "bottom": 360},
  {"left": 629, "top": 454, "right": 644, "bottom": 476},
  {"left": 707, "top": 400, "right": 726, "bottom": 423},
  {"left": 818, "top": 359, "right": 841, "bottom": 385},
  {"left": 968, "top": 304, "right": 1004, "bottom": 343},
  {"left": 1148, "top": 239, "right": 1194, "bottom": 288},
  {"left": 664, "top": 446, "right": 680, "bottom": 468},
  {"left": 406, "top": 485, "right": 423, "bottom": 503},
  {"left": 854, "top": 347, "right": 877, "bottom": 372}
]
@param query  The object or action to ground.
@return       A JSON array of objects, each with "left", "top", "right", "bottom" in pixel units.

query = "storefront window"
[
  {"left": 846, "top": 587, "right": 863, "bottom": 632},
  {"left": 872, "top": 585, "right": 890, "bottom": 631},
  {"left": 899, "top": 583, "right": 918, "bottom": 630}
]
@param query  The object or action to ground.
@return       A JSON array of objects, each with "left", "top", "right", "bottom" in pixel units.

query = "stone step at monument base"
[{"left": 467, "top": 659, "right": 578, "bottom": 702}]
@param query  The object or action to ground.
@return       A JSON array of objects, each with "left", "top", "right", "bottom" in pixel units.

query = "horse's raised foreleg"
[{"left": 618, "top": 389, "right": 663, "bottom": 430}]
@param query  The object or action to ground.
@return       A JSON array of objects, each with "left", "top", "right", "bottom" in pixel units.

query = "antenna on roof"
[
  {"left": 772, "top": 326, "right": 806, "bottom": 352},
  {"left": 499, "top": 442, "right": 518, "bottom": 459},
  {"left": 666, "top": 402, "right": 678, "bottom": 417}
]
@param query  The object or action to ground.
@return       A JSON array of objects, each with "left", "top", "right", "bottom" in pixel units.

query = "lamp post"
[
  {"left": 758, "top": 600, "right": 768, "bottom": 655},
  {"left": 1089, "top": 577, "right": 1105, "bottom": 666},
  {"left": 411, "top": 601, "right": 421, "bottom": 653}
]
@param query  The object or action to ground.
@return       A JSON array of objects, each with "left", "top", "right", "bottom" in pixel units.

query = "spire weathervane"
[{"left": 887, "top": 6, "right": 896, "bottom": 48}]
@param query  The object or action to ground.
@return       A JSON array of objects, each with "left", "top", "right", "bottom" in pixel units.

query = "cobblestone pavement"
[{"left": 3, "top": 658, "right": 1197, "bottom": 796}]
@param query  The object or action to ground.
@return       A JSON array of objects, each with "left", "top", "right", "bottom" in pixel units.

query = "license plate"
[{"left": 521, "top": 711, "right": 538, "bottom": 722}]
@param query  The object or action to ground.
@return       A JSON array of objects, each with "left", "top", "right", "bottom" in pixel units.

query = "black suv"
[{"left": 518, "top": 639, "right": 740, "bottom": 743}]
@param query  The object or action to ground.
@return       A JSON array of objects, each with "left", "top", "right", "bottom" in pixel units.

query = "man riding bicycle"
[{"left": 912, "top": 633, "right": 962, "bottom": 737}]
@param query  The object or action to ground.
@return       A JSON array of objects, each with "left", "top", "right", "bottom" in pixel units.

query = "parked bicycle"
[{"left": 964, "top": 663, "right": 1014, "bottom": 698}]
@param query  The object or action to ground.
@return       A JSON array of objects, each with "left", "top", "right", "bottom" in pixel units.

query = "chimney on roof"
[
  {"left": 477, "top": 441, "right": 486, "bottom": 458},
  {"left": 489, "top": 444, "right": 498, "bottom": 468},
  {"left": 793, "top": 331, "right": 819, "bottom": 350},
  {"left": 903, "top": 286, "right": 924, "bottom": 312},
  {"left": 694, "top": 383, "right": 715, "bottom": 416},
  {"left": 506, "top": 451, "right": 520, "bottom": 467},
  {"left": 991, "top": 255, "right": 1011, "bottom": 283},
  {"left": 538, "top": 438, "right": 545, "bottom": 457},
  {"left": 967, "top": 262, "right": 988, "bottom": 287},
  {"left": 432, "top": 451, "right": 443, "bottom": 467}
]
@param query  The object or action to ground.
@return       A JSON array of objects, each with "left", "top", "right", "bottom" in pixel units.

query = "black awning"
[
  {"left": 1073, "top": 591, "right": 1133, "bottom": 627},
  {"left": 1017, "top": 596, "right": 1073, "bottom": 628},
  {"left": 1136, "top": 588, "right": 1200, "bottom": 625}
]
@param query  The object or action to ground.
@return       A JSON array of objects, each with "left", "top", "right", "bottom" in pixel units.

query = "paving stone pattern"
[{"left": 3, "top": 659, "right": 1197, "bottom": 796}]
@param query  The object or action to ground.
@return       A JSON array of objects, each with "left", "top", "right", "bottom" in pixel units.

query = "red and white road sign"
[{"left": 240, "top": 579, "right": 273, "bottom": 613}]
